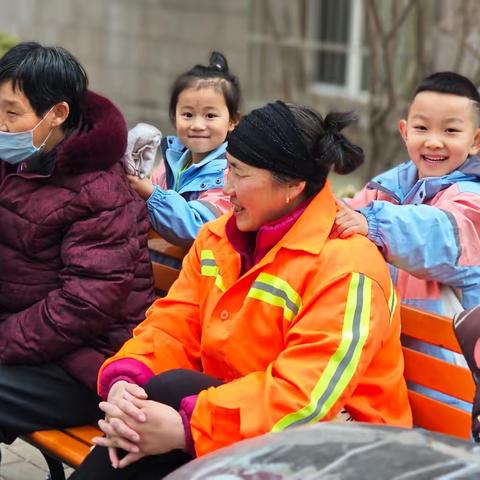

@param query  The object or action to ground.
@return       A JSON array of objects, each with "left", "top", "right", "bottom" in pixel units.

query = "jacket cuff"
[
  {"left": 146, "top": 185, "right": 166, "bottom": 205},
  {"left": 179, "top": 394, "right": 198, "bottom": 456},
  {"left": 98, "top": 358, "right": 154, "bottom": 399},
  {"left": 358, "top": 205, "right": 383, "bottom": 248}
]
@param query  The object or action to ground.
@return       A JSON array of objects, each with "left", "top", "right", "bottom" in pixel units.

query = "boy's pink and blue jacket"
[
  {"left": 348, "top": 156, "right": 480, "bottom": 409},
  {"left": 146, "top": 136, "right": 230, "bottom": 247},
  {"left": 348, "top": 156, "right": 480, "bottom": 315}
]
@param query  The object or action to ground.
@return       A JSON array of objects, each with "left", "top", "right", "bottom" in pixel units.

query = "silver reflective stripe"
[{"left": 251, "top": 280, "right": 300, "bottom": 317}]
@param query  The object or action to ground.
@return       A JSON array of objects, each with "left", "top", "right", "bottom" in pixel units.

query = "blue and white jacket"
[{"left": 147, "top": 136, "right": 230, "bottom": 247}]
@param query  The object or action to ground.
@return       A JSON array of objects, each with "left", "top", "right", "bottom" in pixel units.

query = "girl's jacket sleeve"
[
  {"left": 190, "top": 271, "right": 400, "bottom": 456},
  {"left": 146, "top": 170, "right": 230, "bottom": 247},
  {"left": 350, "top": 186, "right": 480, "bottom": 287}
]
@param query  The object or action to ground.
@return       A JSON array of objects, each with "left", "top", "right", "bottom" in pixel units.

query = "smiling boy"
[
  {"left": 332, "top": 71, "right": 480, "bottom": 315},
  {"left": 331, "top": 72, "right": 480, "bottom": 407}
]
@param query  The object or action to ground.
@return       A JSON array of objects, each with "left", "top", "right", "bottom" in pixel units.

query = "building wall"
[
  {"left": 0, "top": 0, "right": 249, "bottom": 133},
  {"left": 2, "top": 1, "right": 476, "bottom": 185}
]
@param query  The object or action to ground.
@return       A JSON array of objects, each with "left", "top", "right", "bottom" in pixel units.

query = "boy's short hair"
[
  {"left": 415, "top": 71, "right": 480, "bottom": 104},
  {"left": 0, "top": 41, "right": 88, "bottom": 130}
]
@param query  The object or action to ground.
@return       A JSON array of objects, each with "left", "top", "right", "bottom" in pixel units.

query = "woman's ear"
[
  {"left": 50, "top": 101, "right": 70, "bottom": 129},
  {"left": 288, "top": 179, "right": 307, "bottom": 201}
]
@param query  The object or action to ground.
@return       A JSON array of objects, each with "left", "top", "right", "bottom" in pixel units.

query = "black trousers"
[
  {"left": 0, "top": 363, "right": 102, "bottom": 444},
  {"left": 70, "top": 369, "right": 222, "bottom": 480}
]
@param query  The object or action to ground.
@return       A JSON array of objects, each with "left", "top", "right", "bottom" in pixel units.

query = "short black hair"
[
  {"left": 415, "top": 71, "right": 480, "bottom": 103},
  {"left": 0, "top": 41, "right": 88, "bottom": 130},
  {"left": 168, "top": 51, "right": 241, "bottom": 124}
]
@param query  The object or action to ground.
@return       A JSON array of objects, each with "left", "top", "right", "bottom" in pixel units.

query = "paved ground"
[{"left": 0, "top": 439, "right": 73, "bottom": 480}]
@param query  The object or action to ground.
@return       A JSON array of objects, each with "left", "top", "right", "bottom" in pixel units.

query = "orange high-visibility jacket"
[{"left": 99, "top": 182, "right": 412, "bottom": 456}]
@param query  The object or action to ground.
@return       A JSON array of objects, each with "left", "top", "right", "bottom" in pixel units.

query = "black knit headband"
[{"left": 227, "top": 101, "right": 321, "bottom": 182}]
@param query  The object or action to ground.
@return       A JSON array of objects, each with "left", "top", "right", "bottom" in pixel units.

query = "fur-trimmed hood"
[{"left": 54, "top": 90, "right": 127, "bottom": 174}]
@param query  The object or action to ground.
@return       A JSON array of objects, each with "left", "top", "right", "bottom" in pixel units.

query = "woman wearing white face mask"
[
  {"left": 0, "top": 104, "right": 56, "bottom": 166},
  {"left": 0, "top": 42, "right": 154, "bottom": 452}
]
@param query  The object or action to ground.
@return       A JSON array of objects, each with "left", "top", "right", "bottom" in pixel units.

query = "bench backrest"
[
  {"left": 148, "top": 230, "right": 187, "bottom": 294},
  {"left": 400, "top": 304, "right": 474, "bottom": 440}
]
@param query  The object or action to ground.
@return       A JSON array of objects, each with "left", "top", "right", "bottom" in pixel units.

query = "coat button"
[
  {"left": 200, "top": 183, "right": 206, "bottom": 188},
  {"left": 220, "top": 310, "right": 229, "bottom": 320},
  {"left": 215, "top": 178, "right": 222, "bottom": 184}
]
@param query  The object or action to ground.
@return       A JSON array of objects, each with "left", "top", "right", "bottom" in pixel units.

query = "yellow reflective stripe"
[
  {"left": 201, "top": 250, "right": 215, "bottom": 261},
  {"left": 388, "top": 279, "right": 398, "bottom": 325},
  {"left": 200, "top": 249, "right": 225, "bottom": 292},
  {"left": 214, "top": 274, "right": 226, "bottom": 292},
  {"left": 249, "top": 288, "right": 295, "bottom": 321},
  {"left": 247, "top": 272, "right": 302, "bottom": 322},
  {"left": 201, "top": 265, "right": 218, "bottom": 276},
  {"left": 271, "top": 273, "right": 372, "bottom": 431}
]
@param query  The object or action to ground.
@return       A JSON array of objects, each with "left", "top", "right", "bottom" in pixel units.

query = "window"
[{"left": 307, "top": 0, "right": 366, "bottom": 96}]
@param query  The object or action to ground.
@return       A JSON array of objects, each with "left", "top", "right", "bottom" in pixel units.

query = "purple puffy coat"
[{"left": 0, "top": 91, "right": 155, "bottom": 390}]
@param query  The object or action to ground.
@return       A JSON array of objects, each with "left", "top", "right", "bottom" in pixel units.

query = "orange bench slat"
[
  {"left": 64, "top": 425, "right": 102, "bottom": 445},
  {"left": 403, "top": 346, "right": 475, "bottom": 402},
  {"left": 400, "top": 304, "right": 461, "bottom": 353},
  {"left": 148, "top": 237, "right": 188, "bottom": 261},
  {"left": 152, "top": 261, "right": 181, "bottom": 292},
  {"left": 25, "top": 430, "right": 91, "bottom": 468},
  {"left": 408, "top": 390, "right": 471, "bottom": 440}
]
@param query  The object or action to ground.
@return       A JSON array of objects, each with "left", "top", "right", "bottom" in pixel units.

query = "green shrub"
[{"left": 0, "top": 32, "right": 18, "bottom": 58}]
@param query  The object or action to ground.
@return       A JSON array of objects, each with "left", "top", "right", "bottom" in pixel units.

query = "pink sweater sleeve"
[
  {"left": 179, "top": 394, "right": 199, "bottom": 456},
  {"left": 98, "top": 358, "right": 154, "bottom": 399}
]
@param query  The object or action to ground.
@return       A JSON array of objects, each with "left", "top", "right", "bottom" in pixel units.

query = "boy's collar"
[
  {"left": 458, "top": 155, "right": 480, "bottom": 177},
  {"left": 368, "top": 156, "right": 480, "bottom": 202}
]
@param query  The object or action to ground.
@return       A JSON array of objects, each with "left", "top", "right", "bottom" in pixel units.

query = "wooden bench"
[
  {"left": 401, "top": 304, "right": 475, "bottom": 440},
  {"left": 21, "top": 231, "right": 188, "bottom": 480},
  {"left": 22, "top": 264, "right": 476, "bottom": 478}
]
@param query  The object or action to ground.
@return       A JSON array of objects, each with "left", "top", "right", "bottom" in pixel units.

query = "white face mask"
[{"left": 0, "top": 108, "right": 54, "bottom": 165}]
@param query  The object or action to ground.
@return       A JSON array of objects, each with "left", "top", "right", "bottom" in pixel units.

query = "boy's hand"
[{"left": 330, "top": 199, "right": 369, "bottom": 239}]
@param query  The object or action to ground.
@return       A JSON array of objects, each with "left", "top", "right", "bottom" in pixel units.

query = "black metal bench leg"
[{"left": 42, "top": 453, "right": 66, "bottom": 480}]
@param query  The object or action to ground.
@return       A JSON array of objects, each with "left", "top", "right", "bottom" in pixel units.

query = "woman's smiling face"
[{"left": 223, "top": 154, "right": 305, "bottom": 232}]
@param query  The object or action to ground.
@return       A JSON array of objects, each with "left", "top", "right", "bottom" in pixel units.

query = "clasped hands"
[{"left": 92, "top": 381, "right": 186, "bottom": 469}]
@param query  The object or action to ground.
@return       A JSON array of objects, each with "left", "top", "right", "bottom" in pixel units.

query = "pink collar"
[{"left": 226, "top": 198, "right": 312, "bottom": 273}]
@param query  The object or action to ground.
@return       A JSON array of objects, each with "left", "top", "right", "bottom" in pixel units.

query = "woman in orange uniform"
[{"left": 71, "top": 101, "right": 412, "bottom": 479}]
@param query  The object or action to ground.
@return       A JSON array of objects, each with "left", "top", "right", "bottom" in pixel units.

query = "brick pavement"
[{"left": 0, "top": 439, "right": 73, "bottom": 480}]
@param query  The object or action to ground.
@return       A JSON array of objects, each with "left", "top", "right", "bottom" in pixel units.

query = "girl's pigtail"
[{"left": 209, "top": 51, "right": 229, "bottom": 74}]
